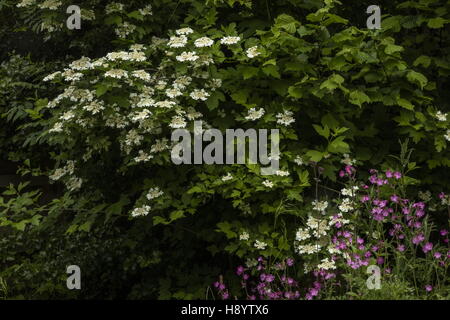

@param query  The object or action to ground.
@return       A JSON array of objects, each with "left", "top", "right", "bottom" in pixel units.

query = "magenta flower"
[
  {"left": 425, "top": 285, "right": 432, "bottom": 292},
  {"left": 440, "top": 229, "right": 448, "bottom": 237},
  {"left": 393, "top": 172, "right": 402, "bottom": 179},
  {"left": 390, "top": 195, "right": 400, "bottom": 203},
  {"left": 397, "top": 244, "right": 405, "bottom": 252},
  {"left": 385, "top": 170, "right": 393, "bottom": 178},
  {"left": 236, "top": 266, "right": 245, "bottom": 275},
  {"left": 434, "top": 252, "right": 442, "bottom": 259},
  {"left": 376, "top": 257, "right": 384, "bottom": 265},
  {"left": 438, "top": 192, "right": 445, "bottom": 199},
  {"left": 286, "top": 258, "right": 294, "bottom": 267},
  {"left": 422, "top": 242, "right": 433, "bottom": 253}
]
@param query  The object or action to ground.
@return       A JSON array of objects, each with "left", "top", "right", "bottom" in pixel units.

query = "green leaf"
[
  {"left": 384, "top": 44, "right": 404, "bottom": 55},
  {"left": 406, "top": 71, "right": 427, "bottom": 89},
  {"left": 287, "top": 86, "right": 303, "bottom": 98},
  {"left": 313, "top": 124, "right": 330, "bottom": 139},
  {"left": 397, "top": 98, "right": 414, "bottom": 110},
  {"left": 206, "top": 91, "right": 225, "bottom": 110},
  {"left": 427, "top": 17, "right": 447, "bottom": 29},
  {"left": 349, "top": 90, "right": 371, "bottom": 107},
  {"left": 306, "top": 150, "right": 323, "bottom": 162},
  {"left": 413, "top": 55, "right": 431, "bottom": 68}
]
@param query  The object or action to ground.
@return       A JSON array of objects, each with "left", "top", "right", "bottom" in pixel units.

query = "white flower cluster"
[
  {"left": 341, "top": 186, "right": 359, "bottom": 197},
  {"left": 246, "top": 46, "right": 260, "bottom": 58},
  {"left": 221, "top": 173, "right": 233, "bottom": 182},
  {"left": 146, "top": 187, "right": 164, "bottom": 200},
  {"left": 17, "top": 0, "right": 35, "bottom": 8},
  {"left": 341, "top": 153, "right": 356, "bottom": 166},
  {"left": 245, "top": 108, "right": 265, "bottom": 121},
  {"left": 338, "top": 198, "right": 354, "bottom": 213},
  {"left": 254, "top": 240, "right": 267, "bottom": 250},
  {"left": 312, "top": 200, "right": 328, "bottom": 213},
  {"left": 38, "top": 0, "right": 62, "bottom": 10},
  {"left": 317, "top": 258, "right": 336, "bottom": 270},
  {"left": 276, "top": 110, "right": 295, "bottom": 126},
  {"left": 239, "top": 231, "right": 250, "bottom": 241},
  {"left": 262, "top": 180, "right": 274, "bottom": 188},
  {"left": 131, "top": 205, "right": 151, "bottom": 217},
  {"left": 436, "top": 111, "right": 448, "bottom": 122}
]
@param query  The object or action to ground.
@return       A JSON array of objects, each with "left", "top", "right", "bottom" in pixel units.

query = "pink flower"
[
  {"left": 425, "top": 285, "right": 432, "bottom": 292},
  {"left": 422, "top": 242, "right": 433, "bottom": 253},
  {"left": 440, "top": 229, "right": 448, "bottom": 237},
  {"left": 434, "top": 252, "right": 442, "bottom": 259},
  {"left": 385, "top": 170, "right": 393, "bottom": 178},
  {"left": 393, "top": 172, "right": 402, "bottom": 179},
  {"left": 397, "top": 244, "right": 405, "bottom": 252}
]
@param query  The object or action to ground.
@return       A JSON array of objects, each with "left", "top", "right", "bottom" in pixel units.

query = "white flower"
[
  {"left": 17, "top": 0, "right": 35, "bottom": 8},
  {"left": 169, "top": 115, "right": 187, "bottom": 129},
  {"left": 175, "top": 27, "right": 194, "bottom": 35},
  {"left": 105, "top": 2, "right": 124, "bottom": 14},
  {"left": 246, "top": 46, "right": 260, "bottom": 58},
  {"left": 312, "top": 200, "right": 328, "bottom": 212},
  {"left": 262, "top": 180, "right": 274, "bottom": 188},
  {"left": 245, "top": 108, "right": 265, "bottom": 121},
  {"left": 131, "top": 205, "right": 151, "bottom": 217},
  {"left": 49, "top": 122, "right": 64, "bottom": 133},
  {"left": 132, "top": 70, "right": 151, "bottom": 82},
  {"left": 317, "top": 258, "right": 336, "bottom": 270},
  {"left": 137, "top": 97, "right": 155, "bottom": 108},
  {"left": 295, "top": 228, "right": 311, "bottom": 241},
  {"left": 190, "top": 89, "right": 210, "bottom": 101},
  {"left": 69, "top": 57, "right": 93, "bottom": 71},
  {"left": 154, "top": 100, "right": 176, "bottom": 109},
  {"left": 134, "top": 150, "right": 153, "bottom": 163},
  {"left": 139, "top": 5, "right": 152, "bottom": 16},
  {"left": 275, "top": 170, "right": 289, "bottom": 177},
  {"left": 60, "top": 111, "right": 75, "bottom": 121},
  {"left": 276, "top": 110, "right": 295, "bottom": 126},
  {"left": 130, "top": 109, "right": 152, "bottom": 122},
  {"left": 128, "top": 51, "right": 146, "bottom": 62},
  {"left": 49, "top": 168, "right": 67, "bottom": 181},
  {"left": 168, "top": 35, "right": 188, "bottom": 48},
  {"left": 166, "top": 88, "right": 183, "bottom": 98},
  {"left": 436, "top": 111, "right": 447, "bottom": 122},
  {"left": 105, "top": 69, "right": 128, "bottom": 79},
  {"left": 151, "top": 139, "right": 169, "bottom": 153},
  {"left": 38, "top": 0, "right": 61, "bottom": 10},
  {"left": 115, "top": 22, "right": 136, "bottom": 38},
  {"left": 194, "top": 37, "right": 214, "bottom": 47},
  {"left": 221, "top": 173, "right": 233, "bottom": 182},
  {"left": 130, "top": 44, "right": 146, "bottom": 51},
  {"left": 445, "top": 129, "right": 450, "bottom": 142},
  {"left": 43, "top": 71, "right": 61, "bottom": 82},
  {"left": 254, "top": 240, "right": 267, "bottom": 250},
  {"left": 296, "top": 244, "right": 321, "bottom": 254},
  {"left": 83, "top": 100, "right": 105, "bottom": 115},
  {"left": 173, "top": 76, "right": 192, "bottom": 90},
  {"left": 338, "top": 198, "right": 354, "bottom": 213},
  {"left": 220, "top": 36, "right": 241, "bottom": 45},
  {"left": 294, "top": 156, "right": 304, "bottom": 166},
  {"left": 341, "top": 153, "right": 357, "bottom": 165},
  {"left": 176, "top": 51, "right": 199, "bottom": 62},
  {"left": 66, "top": 177, "right": 82, "bottom": 191},
  {"left": 341, "top": 187, "right": 358, "bottom": 197},
  {"left": 239, "top": 231, "right": 250, "bottom": 241},
  {"left": 146, "top": 187, "right": 164, "bottom": 200},
  {"left": 306, "top": 216, "right": 330, "bottom": 237}
]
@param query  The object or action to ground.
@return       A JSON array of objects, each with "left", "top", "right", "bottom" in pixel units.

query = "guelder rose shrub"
[{"left": 2, "top": 0, "right": 449, "bottom": 298}]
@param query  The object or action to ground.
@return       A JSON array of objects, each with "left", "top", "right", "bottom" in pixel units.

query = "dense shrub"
[{"left": 0, "top": 0, "right": 449, "bottom": 299}]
